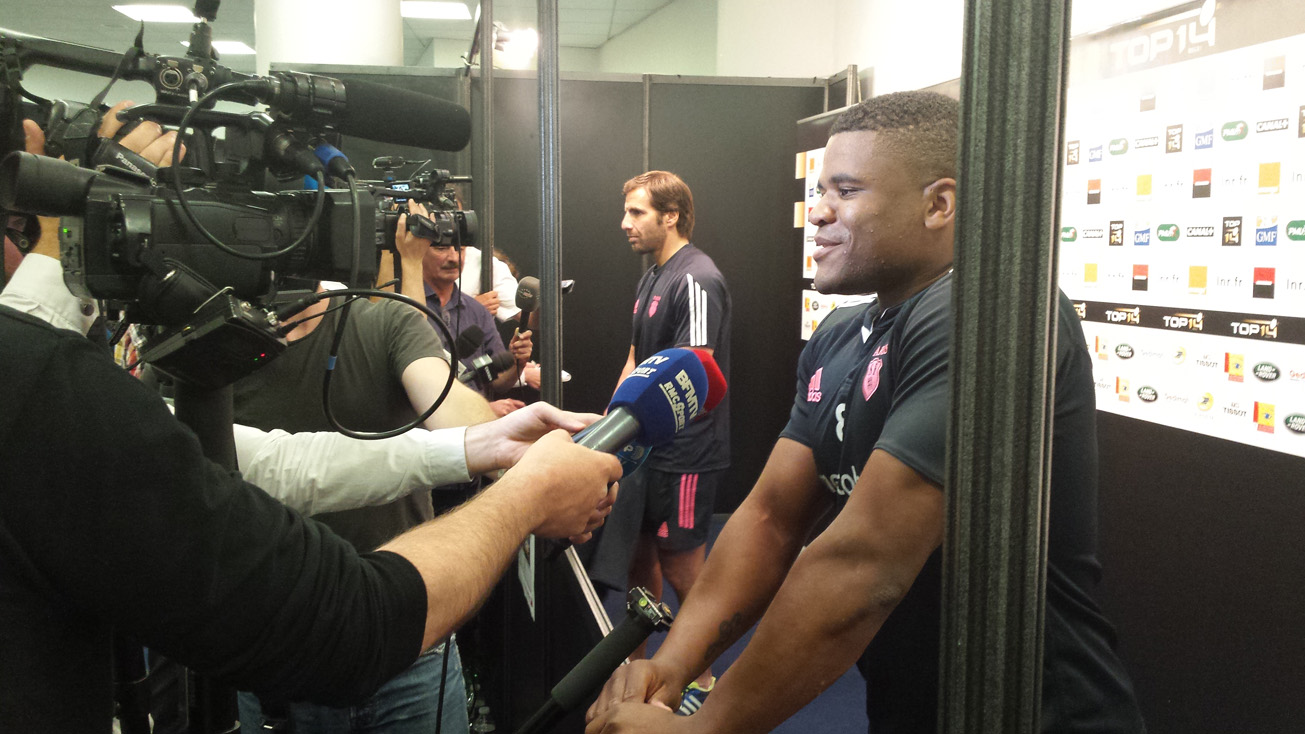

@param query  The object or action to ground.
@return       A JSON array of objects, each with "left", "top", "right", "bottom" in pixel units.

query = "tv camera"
[{"left": 0, "top": 3, "right": 473, "bottom": 390}]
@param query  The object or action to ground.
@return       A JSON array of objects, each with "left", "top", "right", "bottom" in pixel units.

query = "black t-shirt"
[
  {"left": 630, "top": 244, "right": 731, "bottom": 471},
  {"left": 232, "top": 297, "right": 445, "bottom": 552},
  {"left": 0, "top": 306, "right": 426, "bottom": 733},
  {"left": 780, "top": 275, "right": 1145, "bottom": 733}
]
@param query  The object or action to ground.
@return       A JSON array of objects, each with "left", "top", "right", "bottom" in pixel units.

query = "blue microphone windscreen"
[{"left": 609, "top": 348, "right": 709, "bottom": 446}]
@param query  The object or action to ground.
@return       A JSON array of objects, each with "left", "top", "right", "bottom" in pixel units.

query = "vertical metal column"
[
  {"left": 478, "top": 0, "right": 495, "bottom": 293},
  {"left": 537, "top": 0, "right": 562, "bottom": 406},
  {"left": 640, "top": 74, "right": 653, "bottom": 271},
  {"left": 939, "top": 1, "right": 1071, "bottom": 733}
]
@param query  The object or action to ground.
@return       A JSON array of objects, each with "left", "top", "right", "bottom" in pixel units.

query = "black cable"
[
  {"left": 275, "top": 293, "right": 365, "bottom": 334},
  {"left": 434, "top": 634, "right": 451, "bottom": 734},
  {"left": 168, "top": 78, "right": 328, "bottom": 260},
  {"left": 345, "top": 171, "right": 362, "bottom": 290},
  {"left": 313, "top": 287, "right": 458, "bottom": 440}
]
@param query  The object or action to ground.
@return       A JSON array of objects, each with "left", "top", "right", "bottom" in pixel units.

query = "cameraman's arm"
[
  {"left": 402, "top": 356, "right": 497, "bottom": 429},
  {"left": 395, "top": 201, "right": 431, "bottom": 306}
]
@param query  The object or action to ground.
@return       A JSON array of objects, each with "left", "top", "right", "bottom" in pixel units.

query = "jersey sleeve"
[
  {"left": 779, "top": 331, "right": 827, "bottom": 449},
  {"left": 1, "top": 329, "right": 427, "bottom": 704},
  {"left": 873, "top": 289, "right": 951, "bottom": 486},
  {"left": 669, "top": 270, "right": 729, "bottom": 351}
]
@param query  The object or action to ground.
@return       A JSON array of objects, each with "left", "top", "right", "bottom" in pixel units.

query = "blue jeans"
[{"left": 237, "top": 638, "right": 468, "bottom": 734}]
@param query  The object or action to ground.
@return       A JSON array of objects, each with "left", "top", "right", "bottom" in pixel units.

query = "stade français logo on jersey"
[
  {"left": 808, "top": 367, "right": 824, "bottom": 403},
  {"left": 633, "top": 299, "right": 640, "bottom": 315},
  {"left": 648, "top": 296, "right": 662, "bottom": 317},
  {"left": 863, "top": 345, "right": 889, "bottom": 400}
]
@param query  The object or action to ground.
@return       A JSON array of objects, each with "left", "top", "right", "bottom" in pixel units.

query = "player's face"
[
  {"left": 808, "top": 130, "right": 927, "bottom": 300},
  {"left": 621, "top": 187, "right": 670, "bottom": 255},
  {"left": 423, "top": 244, "right": 464, "bottom": 286}
]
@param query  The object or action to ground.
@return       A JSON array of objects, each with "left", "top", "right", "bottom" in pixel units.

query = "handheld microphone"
[
  {"left": 572, "top": 348, "right": 716, "bottom": 454},
  {"left": 454, "top": 324, "right": 483, "bottom": 359},
  {"left": 515, "top": 275, "right": 540, "bottom": 314},
  {"left": 460, "top": 351, "right": 515, "bottom": 385},
  {"left": 512, "top": 587, "right": 673, "bottom": 734}
]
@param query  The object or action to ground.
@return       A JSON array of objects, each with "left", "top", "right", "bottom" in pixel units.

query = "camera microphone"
[
  {"left": 372, "top": 156, "right": 407, "bottom": 169},
  {"left": 254, "top": 73, "right": 472, "bottom": 152}
]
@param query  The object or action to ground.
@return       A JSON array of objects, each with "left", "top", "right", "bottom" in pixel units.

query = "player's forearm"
[
  {"left": 650, "top": 500, "right": 807, "bottom": 691},
  {"left": 689, "top": 535, "right": 914, "bottom": 733},
  {"left": 379, "top": 474, "right": 539, "bottom": 650}
]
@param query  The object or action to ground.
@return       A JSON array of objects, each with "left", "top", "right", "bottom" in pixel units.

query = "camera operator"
[
  {"left": 3, "top": 113, "right": 593, "bottom": 515},
  {"left": 0, "top": 107, "right": 623, "bottom": 733},
  {"left": 228, "top": 195, "right": 503, "bottom": 732}
]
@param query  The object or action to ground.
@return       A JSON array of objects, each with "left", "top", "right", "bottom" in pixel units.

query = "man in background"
[{"left": 586, "top": 170, "right": 731, "bottom": 714}]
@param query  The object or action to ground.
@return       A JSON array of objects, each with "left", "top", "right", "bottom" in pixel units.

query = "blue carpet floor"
[{"left": 599, "top": 514, "right": 867, "bottom": 734}]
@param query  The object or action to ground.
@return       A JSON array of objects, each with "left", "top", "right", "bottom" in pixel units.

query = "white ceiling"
[{"left": 0, "top": 0, "right": 676, "bottom": 74}]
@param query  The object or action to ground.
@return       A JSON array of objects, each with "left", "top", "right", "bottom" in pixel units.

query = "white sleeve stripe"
[
  {"left": 698, "top": 283, "right": 707, "bottom": 346},
  {"left": 686, "top": 274, "right": 697, "bottom": 346}
]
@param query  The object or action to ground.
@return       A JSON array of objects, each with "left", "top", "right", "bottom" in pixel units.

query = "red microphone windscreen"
[{"left": 691, "top": 348, "right": 728, "bottom": 414}]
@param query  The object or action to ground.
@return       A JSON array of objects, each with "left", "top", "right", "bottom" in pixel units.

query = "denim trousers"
[{"left": 237, "top": 638, "right": 468, "bottom": 734}]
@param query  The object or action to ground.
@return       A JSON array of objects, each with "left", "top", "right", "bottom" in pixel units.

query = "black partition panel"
[
  {"left": 470, "top": 75, "right": 648, "bottom": 418},
  {"left": 472, "top": 74, "right": 822, "bottom": 512},
  {"left": 648, "top": 81, "right": 824, "bottom": 511},
  {"left": 1095, "top": 413, "right": 1305, "bottom": 734}
]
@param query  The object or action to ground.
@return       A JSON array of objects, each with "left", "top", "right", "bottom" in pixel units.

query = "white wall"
[
  {"left": 840, "top": 0, "right": 964, "bottom": 94},
  {"left": 715, "top": 0, "right": 839, "bottom": 78},
  {"left": 596, "top": 0, "right": 718, "bottom": 76},
  {"left": 714, "top": 0, "right": 963, "bottom": 91}
]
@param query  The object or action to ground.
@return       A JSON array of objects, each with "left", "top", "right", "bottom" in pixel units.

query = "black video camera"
[{"left": 370, "top": 161, "right": 478, "bottom": 251}]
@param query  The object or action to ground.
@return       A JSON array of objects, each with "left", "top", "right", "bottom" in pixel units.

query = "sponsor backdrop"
[{"left": 1060, "top": 0, "right": 1305, "bottom": 457}]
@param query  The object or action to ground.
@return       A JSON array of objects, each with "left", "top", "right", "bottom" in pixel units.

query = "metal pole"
[
  {"left": 538, "top": 0, "right": 562, "bottom": 406},
  {"left": 478, "top": 0, "right": 495, "bottom": 294},
  {"left": 940, "top": 1, "right": 1070, "bottom": 733}
]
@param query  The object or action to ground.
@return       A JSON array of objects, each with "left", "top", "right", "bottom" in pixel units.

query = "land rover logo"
[
  {"left": 1137, "top": 386, "right": 1158, "bottom": 403},
  {"left": 1115, "top": 344, "right": 1135, "bottom": 359},
  {"left": 1253, "top": 363, "right": 1280, "bottom": 381},
  {"left": 1285, "top": 414, "right": 1305, "bottom": 435}
]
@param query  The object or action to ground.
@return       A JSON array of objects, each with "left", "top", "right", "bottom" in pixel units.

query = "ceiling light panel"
[{"left": 112, "top": 4, "right": 201, "bottom": 22}]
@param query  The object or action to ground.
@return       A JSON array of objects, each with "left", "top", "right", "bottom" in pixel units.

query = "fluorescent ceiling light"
[
  {"left": 181, "top": 40, "right": 256, "bottom": 55},
  {"left": 401, "top": 2, "right": 472, "bottom": 20},
  {"left": 113, "top": 4, "right": 201, "bottom": 22}
]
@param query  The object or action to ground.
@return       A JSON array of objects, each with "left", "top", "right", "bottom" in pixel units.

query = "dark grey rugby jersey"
[
  {"left": 630, "top": 244, "right": 730, "bottom": 472},
  {"left": 780, "top": 274, "right": 1145, "bottom": 734}
]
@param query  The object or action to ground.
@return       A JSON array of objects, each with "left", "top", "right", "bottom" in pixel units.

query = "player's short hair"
[
  {"left": 830, "top": 91, "right": 959, "bottom": 185},
  {"left": 623, "top": 170, "right": 694, "bottom": 239}
]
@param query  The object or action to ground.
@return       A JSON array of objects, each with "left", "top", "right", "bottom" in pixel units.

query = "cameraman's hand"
[
  {"left": 98, "top": 101, "right": 185, "bottom": 167},
  {"left": 464, "top": 401, "right": 601, "bottom": 473},
  {"left": 503, "top": 429, "right": 620, "bottom": 541},
  {"left": 395, "top": 200, "right": 433, "bottom": 268},
  {"left": 474, "top": 290, "right": 500, "bottom": 315}
]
